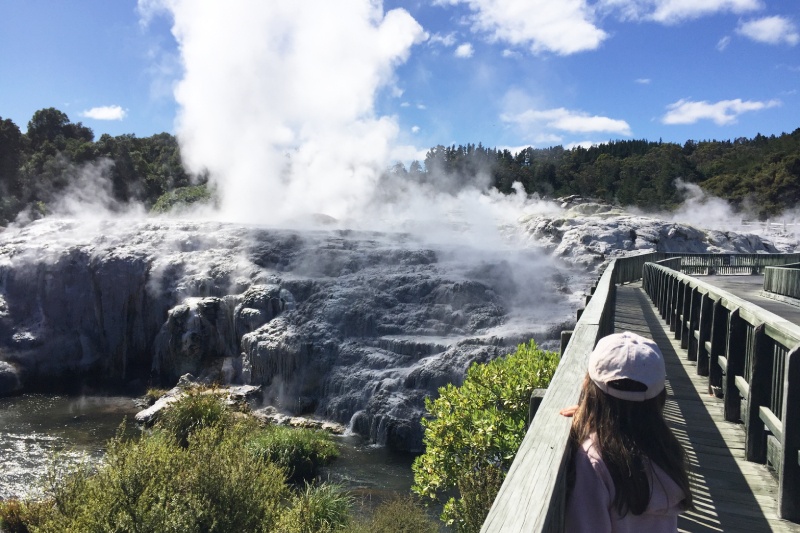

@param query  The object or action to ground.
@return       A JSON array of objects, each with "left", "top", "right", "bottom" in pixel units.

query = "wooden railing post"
[
  {"left": 724, "top": 309, "right": 745, "bottom": 422},
  {"left": 779, "top": 347, "right": 800, "bottom": 521},
  {"left": 673, "top": 281, "right": 684, "bottom": 337},
  {"left": 708, "top": 299, "right": 726, "bottom": 395},
  {"left": 696, "top": 293, "right": 712, "bottom": 376},
  {"left": 745, "top": 324, "right": 770, "bottom": 463},
  {"left": 687, "top": 288, "right": 700, "bottom": 359}
]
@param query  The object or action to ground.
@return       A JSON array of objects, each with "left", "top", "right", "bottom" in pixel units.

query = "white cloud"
[
  {"left": 411, "top": 125, "right": 421, "bottom": 133},
  {"left": 599, "top": 0, "right": 762, "bottom": 24},
  {"left": 566, "top": 140, "right": 597, "bottom": 149},
  {"left": 717, "top": 35, "right": 731, "bottom": 51},
  {"left": 455, "top": 43, "right": 474, "bottom": 57},
  {"left": 662, "top": 98, "right": 781, "bottom": 125},
  {"left": 400, "top": 102, "right": 411, "bottom": 107},
  {"left": 502, "top": 107, "right": 632, "bottom": 136},
  {"left": 737, "top": 16, "right": 800, "bottom": 46},
  {"left": 437, "top": 0, "right": 607, "bottom": 55},
  {"left": 417, "top": 103, "right": 427, "bottom": 110},
  {"left": 501, "top": 49, "right": 521, "bottom": 58},
  {"left": 428, "top": 32, "right": 458, "bottom": 47},
  {"left": 81, "top": 105, "right": 127, "bottom": 121},
  {"left": 635, "top": 78, "right": 651, "bottom": 84}
]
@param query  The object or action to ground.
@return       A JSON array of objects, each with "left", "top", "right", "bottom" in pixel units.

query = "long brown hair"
[{"left": 570, "top": 375, "right": 692, "bottom": 516}]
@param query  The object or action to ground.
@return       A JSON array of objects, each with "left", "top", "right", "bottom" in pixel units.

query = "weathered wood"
[
  {"left": 619, "top": 283, "right": 800, "bottom": 533},
  {"left": 779, "top": 347, "right": 800, "bottom": 520},
  {"left": 697, "top": 293, "right": 712, "bottom": 376},
  {"left": 560, "top": 330, "right": 573, "bottom": 356},
  {"left": 725, "top": 309, "right": 745, "bottom": 422},
  {"left": 484, "top": 256, "right": 800, "bottom": 532},
  {"left": 687, "top": 287, "right": 700, "bottom": 359},
  {"left": 745, "top": 323, "right": 770, "bottom": 463},
  {"left": 481, "top": 259, "right": 618, "bottom": 533},
  {"left": 527, "top": 388, "right": 547, "bottom": 429},
  {"left": 709, "top": 299, "right": 726, "bottom": 395},
  {"left": 764, "top": 263, "right": 800, "bottom": 300}
]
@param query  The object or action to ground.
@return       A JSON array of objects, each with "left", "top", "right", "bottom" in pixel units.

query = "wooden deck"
[{"left": 616, "top": 283, "right": 800, "bottom": 532}]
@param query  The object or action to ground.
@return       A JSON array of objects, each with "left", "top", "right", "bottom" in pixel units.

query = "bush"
[
  {"left": 350, "top": 496, "right": 440, "bottom": 533},
  {"left": 245, "top": 425, "right": 339, "bottom": 483},
  {"left": 0, "top": 499, "right": 51, "bottom": 533},
  {"left": 150, "top": 184, "right": 213, "bottom": 214},
  {"left": 412, "top": 340, "right": 559, "bottom": 532},
  {"left": 156, "top": 391, "right": 233, "bottom": 447},
  {"left": 32, "top": 425, "right": 288, "bottom": 533},
  {"left": 143, "top": 387, "right": 169, "bottom": 406},
  {"left": 275, "top": 482, "right": 353, "bottom": 533}
]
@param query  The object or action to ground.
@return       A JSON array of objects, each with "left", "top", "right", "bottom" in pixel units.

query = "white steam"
[{"left": 139, "top": 0, "right": 426, "bottom": 225}]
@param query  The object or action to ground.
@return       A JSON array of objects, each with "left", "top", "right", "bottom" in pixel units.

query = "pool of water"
[
  {"left": 0, "top": 394, "right": 141, "bottom": 499},
  {"left": 0, "top": 394, "right": 421, "bottom": 509}
]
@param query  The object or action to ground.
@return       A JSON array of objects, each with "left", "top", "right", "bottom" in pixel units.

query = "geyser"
[{"left": 139, "top": 0, "right": 427, "bottom": 225}]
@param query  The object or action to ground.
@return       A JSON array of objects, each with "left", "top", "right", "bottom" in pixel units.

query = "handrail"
[
  {"left": 662, "top": 252, "right": 800, "bottom": 275},
  {"left": 642, "top": 262, "right": 800, "bottom": 521},
  {"left": 764, "top": 262, "right": 800, "bottom": 300},
  {"left": 481, "top": 252, "right": 800, "bottom": 531},
  {"left": 480, "top": 258, "right": 619, "bottom": 532}
]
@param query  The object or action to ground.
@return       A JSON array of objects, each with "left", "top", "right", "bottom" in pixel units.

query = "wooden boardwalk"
[{"left": 615, "top": 283, "right": 800, "bottom": 533}]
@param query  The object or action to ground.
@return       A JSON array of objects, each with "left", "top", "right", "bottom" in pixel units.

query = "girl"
[{"left": 563, "top": 331, "right": 692, "bottom": 533}]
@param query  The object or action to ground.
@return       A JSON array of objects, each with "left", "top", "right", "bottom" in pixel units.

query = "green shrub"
[
  {"left": 150, "top": 184, "right": 213, "bottom": 214},
  {"left": 246, "top": 425, "right": 339, "bottom": 482},
  {"left": 412, "top": 340, "right": 559, "bottom": 532},
  {"left": 276, "top": 482, "right": 353, "bottom": 533},
  {"left": 156, "top": 391, "right": 233, "bottom": 447},
  {"left": 350, "top": 496, "right": 440, "bottom": 533},
  {"left": 143, "top": 387, "right": 169, "bottom": 406},
  {"left": 33, "top": 425, "right": 288, "bottom": 533},
  {"left": 0, "top": 499, "right": 52, "bottom": 533},
  {"left": 451, "top": 464, "right": 505, "bottom": 533}
]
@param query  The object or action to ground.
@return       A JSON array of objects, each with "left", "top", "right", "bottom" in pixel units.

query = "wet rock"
[
  {"left": 0, "top": 218, "right": 579, "bottom": 451},
  {"left": 0, "top": 361, "right": 21, "bottom": 395}
]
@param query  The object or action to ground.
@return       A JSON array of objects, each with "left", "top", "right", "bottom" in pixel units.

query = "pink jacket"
[{"left": 565, "top": 436, "right": 686, "bottom": 533}]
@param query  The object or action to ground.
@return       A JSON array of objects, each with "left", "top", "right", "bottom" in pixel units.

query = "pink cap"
[{"left": 588, "top": 332, "right": 666, "bottom": 401}]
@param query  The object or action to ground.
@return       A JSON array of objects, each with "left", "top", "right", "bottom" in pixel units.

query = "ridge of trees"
[{"left": 1, "top": 107, "right": 799, "bottom": 225}]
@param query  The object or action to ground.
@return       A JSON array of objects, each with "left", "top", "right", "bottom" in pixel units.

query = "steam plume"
[{"left": 139, "top": 0, "right": 426, "bottom": 225}]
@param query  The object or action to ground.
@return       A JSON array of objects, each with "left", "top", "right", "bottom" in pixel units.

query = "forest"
[{"left": 1, "top": 107, "right": 799, "bottom": 225}]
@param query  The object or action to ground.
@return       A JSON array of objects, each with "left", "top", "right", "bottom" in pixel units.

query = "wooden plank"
[
  {"left": 616, "top": 283, "right": 800, "bottom": 532},
  {"left": 779, "top": 347, "right": 800, "bottom": 520},
  {"left": 481, "top": 261, "right": 619, "bottom": 532}
]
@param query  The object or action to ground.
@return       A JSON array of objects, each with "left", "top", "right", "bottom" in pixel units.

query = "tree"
[
  {"left": 412, "top": 341, "right": 559, "bottom": 532},
  {"left": 0, "top": 117, "right": 23, "bottom": 194}
]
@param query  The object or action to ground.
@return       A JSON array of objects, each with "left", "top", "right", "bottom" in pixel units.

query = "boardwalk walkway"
[
  {"left": 615, "top": 282, "right": 800, "bottom": 533},
  {"left": 700, "top": 275, "right": 800, "bottom": 326}
]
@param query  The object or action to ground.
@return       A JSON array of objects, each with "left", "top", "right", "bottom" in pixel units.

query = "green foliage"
[
  {"left": 245, "top": 425, "right": 339, "bottom": 483},
  {"left": 452, "top": 464, "right": 505, "bottom": 533},
  {"left": 6, "top": 396, "right": 351, "bottom": 533},
  {"left": 143, "top": 387, "right": 169, "bottom": 406},
  {"left": 32, "top": 425, "right": 288, "bottom": 533},
  {"left": 150, "top": 184, "right": 213, "bottom": 214},
  {"left": 0, "top": 498, "right": 36, "bottom": 533},
  {"left": 2, "top": 106, "right": 800, "bottom": 222},
  {"left": 412, "top": 340, "right": 559, "bottom": 531},
  {"left": 275, "top": 482, "right": 353, "bottom": 533},
  {"left": 155, "top": 391, "right": 234, "bottom": 447},
  {"left": 350, "top": 496, "right": 440, "bottom": 533}
]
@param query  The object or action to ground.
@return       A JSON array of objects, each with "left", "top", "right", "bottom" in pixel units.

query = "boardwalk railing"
[
  {"left": 480, "top": 255, "right": 622, "bottom": 532},
  {"left": 481, "top": 252, "right": 800, "bottom": 532},
  {"left": 764, "top": 262, "right": 800, "bottom": 300},
  {"left": 643, "top": 262, "right": 799, "bottom": 522},
  {"left": 667, "top": 253, "right": 800, "bottom": 276}
]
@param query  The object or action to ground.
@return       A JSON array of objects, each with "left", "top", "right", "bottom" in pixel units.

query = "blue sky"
[{"left": 1, "top": 0, "right": 798, "bottom": 160}]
